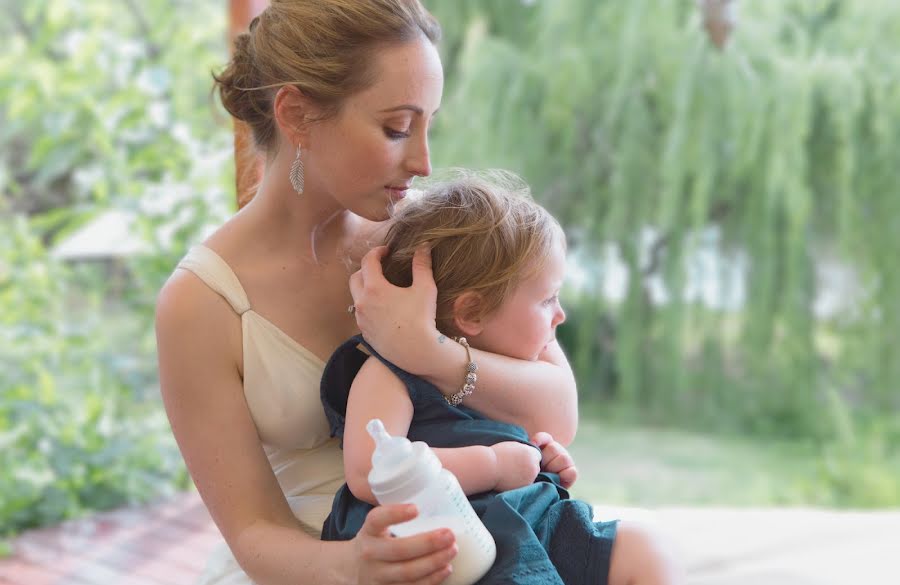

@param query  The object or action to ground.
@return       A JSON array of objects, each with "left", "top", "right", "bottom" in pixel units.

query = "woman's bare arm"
[
  {"left": 156, "top": 270, "right": 351, "bottom": 583},
  {"left": 349, "top": 246, "right": 578, "bottom": 445},
  {"left": 156, "top": 271, "right": 455, "bottom": 584},
  {"left": 419, "top": 339, "right": 578, "bottom": 446}
]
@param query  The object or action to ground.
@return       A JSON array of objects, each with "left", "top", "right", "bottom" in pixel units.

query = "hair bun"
[{"left": 213, "top": 31, "right": 263, "bottom": 125}]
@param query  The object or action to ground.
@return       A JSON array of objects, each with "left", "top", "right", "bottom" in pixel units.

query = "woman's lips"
[{"left": 386, "top": 186, "right": 409, "bottom": 200}]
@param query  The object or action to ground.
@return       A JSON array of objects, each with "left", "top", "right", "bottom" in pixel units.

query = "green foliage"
[
  {"left": 569, "top": 415, "right": 900, "bottom": 508},
  {"left": 0, "top": 218, "right": 190, "bottom": 537},
  {"left": 0, "top": 0, "right": 231, "bottom": 219},
  {"left": 0, "top": 0, "right": 228, "bottom": 537},
  {"left": 425, "top": 0, "right": 900, "bottom": 443},
  {"left": 3, "top": 0, "right": 900, "bottom": 538}
]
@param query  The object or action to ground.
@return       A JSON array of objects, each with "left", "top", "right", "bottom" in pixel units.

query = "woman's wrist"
[
  {"left": 326, "top": 539, "right": 360, "bottom": 585},
  {"left": 419, "top": 333, "right": 472, "bottom": 397}
]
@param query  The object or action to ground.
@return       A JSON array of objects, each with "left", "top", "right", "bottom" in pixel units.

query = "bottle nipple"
[{"left": 367, "top": 419, "right": 413, "bottom": 469}]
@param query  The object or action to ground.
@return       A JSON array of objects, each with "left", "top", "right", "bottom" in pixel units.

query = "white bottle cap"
[{"left": 366, "top": 419, "right": 440, "bottom": 502}]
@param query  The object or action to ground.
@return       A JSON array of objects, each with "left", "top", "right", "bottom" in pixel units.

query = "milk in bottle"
[{"left": 366, "top": 419, "right": 496, "bottom": 585}]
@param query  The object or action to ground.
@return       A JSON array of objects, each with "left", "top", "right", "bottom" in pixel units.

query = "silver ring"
[{"left": 347, "top": 304, "right": 356, "bottom": 314}]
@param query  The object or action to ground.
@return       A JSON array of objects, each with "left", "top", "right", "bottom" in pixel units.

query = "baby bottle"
[{"left": 366, "top": 419, "right": 496, "bottom": 585}]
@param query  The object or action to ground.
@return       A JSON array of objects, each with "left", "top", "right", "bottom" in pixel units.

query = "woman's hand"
[
  {"left": 349, "top": 245, "right": 439, "bottom": 375},
  {"left": 531, "top": 432, "right": 578, "bottom": 489},
  {"left": 489, "top": 441, "right": 542, "bottom": 492},
  {"left": 349, "top": 504, "right": 457, "bottom": 584}
]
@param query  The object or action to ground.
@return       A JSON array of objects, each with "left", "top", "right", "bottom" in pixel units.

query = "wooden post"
[{"left": 229, "top": 0, "right": 269, "bottom": 208}]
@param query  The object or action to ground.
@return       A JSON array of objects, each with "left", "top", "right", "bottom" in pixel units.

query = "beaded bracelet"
[{"left": 445, "top": 336, "right": 478, "bottom": 406}]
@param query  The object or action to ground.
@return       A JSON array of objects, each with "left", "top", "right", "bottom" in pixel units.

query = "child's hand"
[
  {"left": 490, "top": 441, "right": 541, "bottom": 492},
  {"left": 531, "top": 431, "right": 578, "bottom": 489}
]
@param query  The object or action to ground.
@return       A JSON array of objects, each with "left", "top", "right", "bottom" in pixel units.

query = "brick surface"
[
  {"left": 7, "top": 496, "right": 899, "bottom": 585},
  {"left": 0, "top": 492, "right": 218, "bottom": 585}
]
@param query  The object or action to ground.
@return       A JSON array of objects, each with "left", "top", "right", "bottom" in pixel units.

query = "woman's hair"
[
  {"left": 382, "top": 171, "right": 565, "bottom": 337},
  {"left": 213, "top": 0, "right": 441, "bottom": 153}
]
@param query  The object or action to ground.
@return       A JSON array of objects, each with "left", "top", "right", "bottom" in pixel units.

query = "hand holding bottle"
[
  {"left": 365, "top": 420, "right": 496, "bottom": 585},
  {"left": 349, "top": 504, "right": 457, "bottom": 585}
]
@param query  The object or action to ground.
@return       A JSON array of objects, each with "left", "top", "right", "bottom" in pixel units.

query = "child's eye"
[{"left": 543, "top": 294, "right": 559, "bottom": 307}]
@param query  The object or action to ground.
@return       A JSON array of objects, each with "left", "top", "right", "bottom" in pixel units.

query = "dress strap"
[{"left": 176, "top": 245, "right": 251, "bottom": 315}]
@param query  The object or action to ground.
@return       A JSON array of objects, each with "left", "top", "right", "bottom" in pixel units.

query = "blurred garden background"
[{"left": 2, "top": 0, "right": 899, "bottom": 546}]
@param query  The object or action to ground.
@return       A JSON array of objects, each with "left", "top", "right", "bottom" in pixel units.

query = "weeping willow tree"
[{"left": 425, "top": 0, "right": 900, "bottom": 439}]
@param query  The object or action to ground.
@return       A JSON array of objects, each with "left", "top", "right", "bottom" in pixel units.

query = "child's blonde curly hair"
[{"left": 382, "top": 170, "right": 564, "bottom": 337}]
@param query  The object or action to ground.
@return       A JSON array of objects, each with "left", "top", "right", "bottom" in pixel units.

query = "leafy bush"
[
  {"left": 0, "top": 0, "right": 228, "bottom": 537},
  {"left": 427, "top": 0, "right": 900, "bottom": 441},
  {"left": 0, "top": 218, "right": 190, "bottom": 538}
]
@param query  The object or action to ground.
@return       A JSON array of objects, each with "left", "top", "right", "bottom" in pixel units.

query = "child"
[{"left": 320, "top": 172, "right": 679, "bottom": 584}]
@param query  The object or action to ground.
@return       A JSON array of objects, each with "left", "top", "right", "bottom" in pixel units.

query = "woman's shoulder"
[
  {"left": 155, "top": 266, "right": 244, "bottom": 375},
  {"left": 155, "top": 266, "right": 236, "bottom": 334}
]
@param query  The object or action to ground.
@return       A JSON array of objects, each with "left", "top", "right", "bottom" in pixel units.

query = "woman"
[{"left": 155, "top": 2, "right": 584, "bottom": 583}]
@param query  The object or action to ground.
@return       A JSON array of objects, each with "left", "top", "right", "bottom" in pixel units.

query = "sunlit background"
[{"left": 2, "top": 0, "right": 899, "bottom": 548}]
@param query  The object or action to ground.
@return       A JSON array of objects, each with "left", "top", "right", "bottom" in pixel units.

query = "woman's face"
[{"left": 304, "top": 36, "right": 444, "bottom": 221}]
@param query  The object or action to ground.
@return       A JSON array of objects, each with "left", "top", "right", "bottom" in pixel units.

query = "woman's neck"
[{"left": 242, "top": 169, "right": 351, "bottom": 264}]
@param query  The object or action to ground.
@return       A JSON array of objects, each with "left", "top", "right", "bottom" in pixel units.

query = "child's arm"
[
  {"left": 343, "top": 357, "right": 414, "bottom": 505},
  {"left": 343, "top": 358, "right": 541, "bottom": 503},
  {"left": 433, "top": 442, "right": 541, "bottom": 494}
]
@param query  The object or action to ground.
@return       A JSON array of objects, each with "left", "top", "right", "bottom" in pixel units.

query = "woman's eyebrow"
[
  {"left": 379, "top": 105, "right": 441, "bottom": 116},
  {"left": 379, "top": 104, "right": 423, "bottom": 114}
]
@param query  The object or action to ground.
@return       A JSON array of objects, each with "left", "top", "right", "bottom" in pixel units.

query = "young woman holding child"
[{"left": 155, "top": 1, "right": 678, "bottom": 583}]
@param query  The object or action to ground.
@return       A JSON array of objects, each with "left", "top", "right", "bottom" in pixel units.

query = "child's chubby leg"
[{"left": 608, "top": 521, "right": 685, "bottom": 585}]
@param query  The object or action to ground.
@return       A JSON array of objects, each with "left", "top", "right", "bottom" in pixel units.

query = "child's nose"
[{"left": 553, "top": 306, "right": 566, "bottom": 327}]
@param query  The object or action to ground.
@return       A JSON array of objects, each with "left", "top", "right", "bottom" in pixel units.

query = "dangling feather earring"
[{"left": 289, "top": 144, "right": 304, "bottom": 195}]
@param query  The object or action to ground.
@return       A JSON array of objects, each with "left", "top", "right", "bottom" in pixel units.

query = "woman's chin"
[{"left": 348, "top": 202, "right": 391, "bottom": 223}]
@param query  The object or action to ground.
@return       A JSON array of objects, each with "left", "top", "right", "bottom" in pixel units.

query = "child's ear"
[{"left": 452, "top": 292, "right": 484, "bottom": 337}]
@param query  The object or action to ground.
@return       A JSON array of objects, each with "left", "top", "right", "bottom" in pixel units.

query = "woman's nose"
[{"left": 405, "top": 131, "right": 432, "bottom": 177}]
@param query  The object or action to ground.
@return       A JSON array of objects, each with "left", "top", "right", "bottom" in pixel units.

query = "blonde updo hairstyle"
[
  {"left": 213, "top": 0, "right": 440, "bottom": 154},
  {"left": 381, "top": 171, "right": 565, "bottom": 338}
]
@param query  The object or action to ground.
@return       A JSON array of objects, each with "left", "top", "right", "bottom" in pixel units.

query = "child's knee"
[{"left": 608, "top": 521, "right": 684, "bottom": 585}]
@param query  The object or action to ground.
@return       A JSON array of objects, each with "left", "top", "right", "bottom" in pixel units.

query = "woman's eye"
[{"left": 384, "top": 127, "right": 410, "bottom": 140}]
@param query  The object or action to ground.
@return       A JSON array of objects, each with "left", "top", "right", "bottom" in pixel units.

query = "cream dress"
[{"left": 177, "top": 245, "right": 346, "bottom": 585}]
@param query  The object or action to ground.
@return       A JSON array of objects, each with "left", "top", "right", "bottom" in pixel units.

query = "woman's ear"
[
  {"left": 273, "top": 85, "right": 313, "bottom": 146},
  {"left": 452, "top": 292, "right": 485, "bottom": 337}
]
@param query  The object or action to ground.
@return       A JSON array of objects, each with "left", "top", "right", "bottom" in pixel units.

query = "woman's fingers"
[
  {"left": 360, "top": 245, "right": 390, "bottom": 280},
  {"left": 376, "top": 541, "right": 457, "bottom": 583},
  {"left": 360, "top": 505, "right": 456, "bottom": 560},
  {"left": 410, "top": 245, "right": 434, "bottom": 286},
  {"left": 351, "top": 245, "right": 390, "bottom": 304},
  {"left": 349, "top": 269, "right": 363, "bottom": 304},
  {"left": 367, "top": 528, "right": 456, "bottom": 564},
  {"left": 361, "top": 504, "right": 418, "bottom": 537},
  {"left": 345, "top": 243, "right": 439, "bottom": 373},
  {"left": 356, "top": 505, "right": 457, "bottom": 584}
]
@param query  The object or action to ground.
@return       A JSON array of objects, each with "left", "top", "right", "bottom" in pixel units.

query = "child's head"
[{"left": 381, "top": 170, "right": 567, "bottom": 361}]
